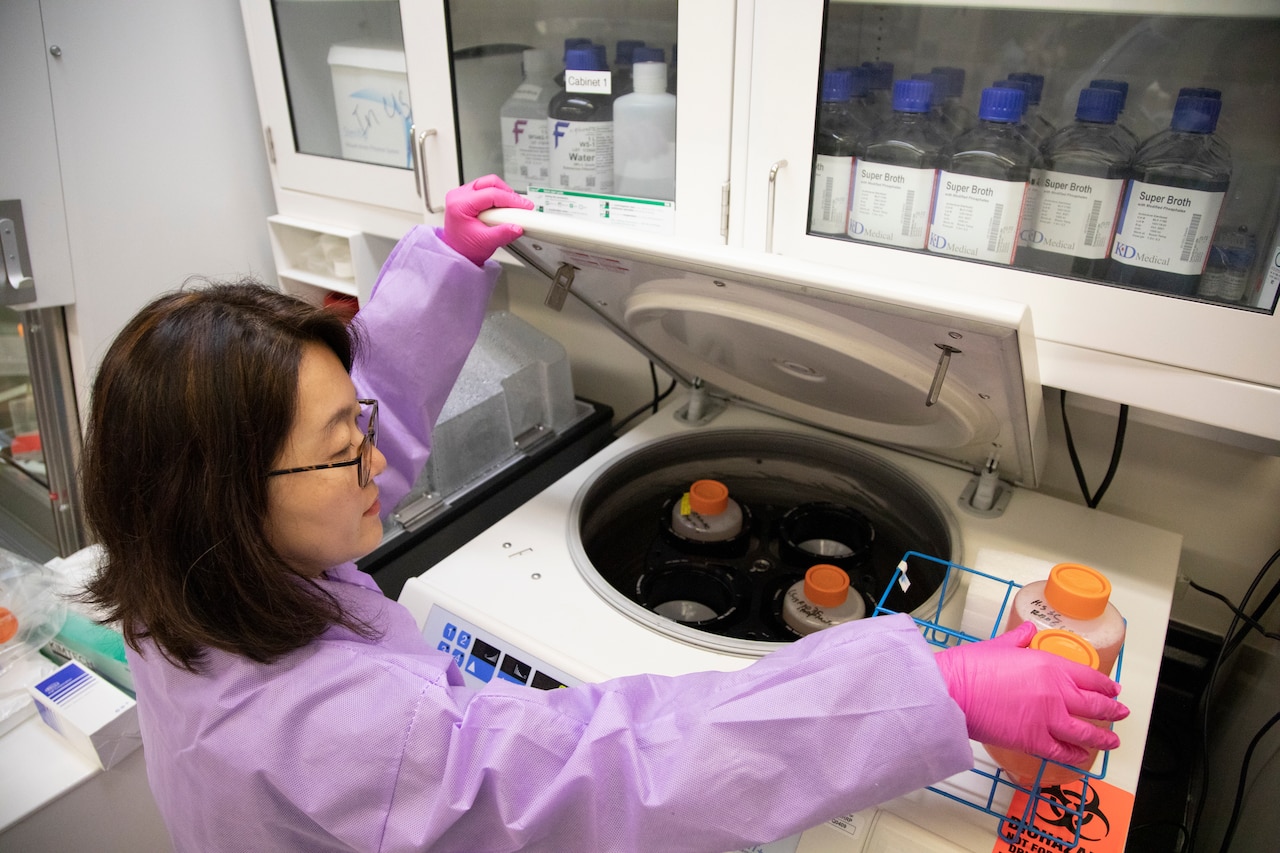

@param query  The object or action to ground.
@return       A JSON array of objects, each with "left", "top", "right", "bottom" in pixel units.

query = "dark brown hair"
[{"left": 80, "top": 280, "right": 378, "bottom": 671}]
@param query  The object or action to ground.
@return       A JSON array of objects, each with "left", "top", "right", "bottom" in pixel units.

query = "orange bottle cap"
[
  {"left": 804, "top": 564, "right": 849, "bottom": 608},
  {"left": 688, "top": 479, "right": 730, "bottom": 515},
  {"left": 0, "top": 607, "right": 17, "bottom": 644},
  {"left": 1031, "top": 629, "right": 1101, "bottom": 670},
  {"left": 1045, "top": 562, "right": 1112, "bottom": 620}
]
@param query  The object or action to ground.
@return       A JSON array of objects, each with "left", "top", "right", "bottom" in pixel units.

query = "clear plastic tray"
[{"left": 873, "top": 551, "right": 1126, "bottom": 849}]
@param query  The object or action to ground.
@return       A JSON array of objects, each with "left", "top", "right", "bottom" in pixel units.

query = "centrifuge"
[{"left": 397, "top": 212, "right": 1181, "bottom": 852}]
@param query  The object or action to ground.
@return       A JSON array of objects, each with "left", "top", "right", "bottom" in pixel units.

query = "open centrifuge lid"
[{"left": 485, "top": 210, "right": 1048, "bottom": 487}]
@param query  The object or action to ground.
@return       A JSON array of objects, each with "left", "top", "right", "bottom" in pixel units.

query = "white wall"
[{"left": 36, "top": 0, "right": 278, "bottom": 410}]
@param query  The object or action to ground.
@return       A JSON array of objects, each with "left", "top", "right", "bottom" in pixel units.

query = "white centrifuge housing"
[{"left": 398, "top": 212, "right": 1180, "bottom": 852}]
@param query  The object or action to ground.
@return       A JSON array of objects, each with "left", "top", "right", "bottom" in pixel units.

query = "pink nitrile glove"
[
  {"left": 934, "top": 621, "right": 1130, "bottom": 767},
  {"left": 441, "top": 174, "right": 535, "bottom": 266}
]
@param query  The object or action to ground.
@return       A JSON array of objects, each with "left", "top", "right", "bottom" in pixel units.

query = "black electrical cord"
[
  {"left": 1220, "top": 711, "right": 1280, "bottom": 852},
  {"left": 1188, "top": 580, "right": 1280, "bottom": 643},
  {"left": 613, "top": 361, "right": 677, "bottom": 433},
  {"left": 1059, "top": 389, "right": 1129, "bottom": 509},
  {"left": 1185, "top": 546, "right": 1280, "bottom": 851}
]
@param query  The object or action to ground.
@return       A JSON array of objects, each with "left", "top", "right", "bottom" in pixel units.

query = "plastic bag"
[{"left": 0, "top": 547, "right": 68, "bottom": 678}]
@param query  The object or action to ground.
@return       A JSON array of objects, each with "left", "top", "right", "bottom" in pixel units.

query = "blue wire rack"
[{"left": 873, "top": 551, "right": 1126, "bottom": 849}]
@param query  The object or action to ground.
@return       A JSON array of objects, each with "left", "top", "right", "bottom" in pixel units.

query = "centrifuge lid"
[{"left": 488, "top": 210, "right": 1047, "bottom": 487}]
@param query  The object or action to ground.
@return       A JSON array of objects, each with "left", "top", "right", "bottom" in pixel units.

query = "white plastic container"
[
  {"left": 782, "top": 564, "right": 866, "bottom": 636},
  {"left": 500, "top": 49, "right": 558, "bottom": 193},
  {"left": 982, "top": 629, "right": 1106, "bottom": 787},
  {"left": 327, "top": 40, "right": 413, "bottom": 168},
  {"left": 669, "top": 479, "right": 743, "bottom": 543},
  {"left": 1006, "top": 562, "right": 1126, "bottom": 676},
  {"left": 613, "top": 61, "right": 676, "bottom": 200}
]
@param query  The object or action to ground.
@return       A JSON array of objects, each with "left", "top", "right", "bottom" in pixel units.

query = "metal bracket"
[
  {"left": 0, "top": 200, "right": 36, "bottom": 305},
  {"left": 393, "top": 492, "right": 448, "bottom": 533},
  {"left": 926, "top": 344, "right": 962, "bottom": 407},
  {"left": 544, "top": 263, "right": 576, "bottom": 311}
]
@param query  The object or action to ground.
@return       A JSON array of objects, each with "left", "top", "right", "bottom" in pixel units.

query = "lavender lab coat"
[{"left": 127, "top": 226, "right": 974, "bottom": 852}]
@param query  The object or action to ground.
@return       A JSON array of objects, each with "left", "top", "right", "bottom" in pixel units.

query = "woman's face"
[{"left": 265, "top": 343, "right": 387, "bottom": 577}]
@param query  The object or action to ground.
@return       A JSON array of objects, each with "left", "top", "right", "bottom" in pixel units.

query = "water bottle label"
[
  {"left": 1024, "top": 172, "right": 1126, "bottom": 259},
  {"left": 501, "top": 116, "right": 550, "bottom": 193},
  {"left": 1111, "top": 180, "right": 1224, "bottom": 275},
  {"left": 809, "top": 154, "right": 854, "bottom": 235},
  {"left": 929, "top": 173, "right": 1027, "bottom": 264},
  {"left": 848, "top": 160, "right": 938, "bottom": 249},
  {"left": 548, "top": 119, "right": 614, "bottom": 194}
]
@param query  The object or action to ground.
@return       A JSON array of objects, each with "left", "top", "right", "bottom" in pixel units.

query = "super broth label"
[
  {"left": 928, "top": 173, "right": 1027, "bottom": 264},
  {"left": 548, "top": 120, "right": 614, "bottom": 193},
  {"left": 848, "top": 160, "right": 938, "bottom": 249},
  {"left": 1111, "top": 180, "right": 1224, "bottom": 274},
  {"left": 1026, "top": 171, "right": 1126, "bottom": 259},
  {"left": 810, "top": 154, "right": 854, "bottom": 235}
]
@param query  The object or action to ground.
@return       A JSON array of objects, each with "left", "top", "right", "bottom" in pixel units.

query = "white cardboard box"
[
  {"left": 328, "top": 40, "right": 413, "bottom": 168},
  {"left": 28, "top": 661, "right": 140, "bottom": 769}
]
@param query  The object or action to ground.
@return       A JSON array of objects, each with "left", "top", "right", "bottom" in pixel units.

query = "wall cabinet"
[
  {"left": 240, "top": 0, "right": 1280, "bottom": 444},
  {"left": 738, "top": 0, "right": 1280, "bottom": 442},
  {"left": 240, "top": 0, "right": 736, "bottom": 244}
]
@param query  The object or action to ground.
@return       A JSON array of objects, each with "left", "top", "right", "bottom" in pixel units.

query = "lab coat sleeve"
[
  {"left": 382, "top": 612, "right": 973, "bottom": 853},
  {"left": 349, "top": 226, "right": 501, "bottom": 514}
]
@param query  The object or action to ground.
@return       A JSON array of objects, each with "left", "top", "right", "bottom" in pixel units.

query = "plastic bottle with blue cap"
[
  {"left": 547, "top": 46, "right": 615, "bottom": 193},
  {"left": 1007, "top": 72, "right": 1056, "bottom": 144},
  {"left": 848, "top": 78, "right": 949, "bottom": 249},
  {"left": 1089, "top": 79, "right": 1141, "bottom": 147},
  {"left": 1107, "top": 93, "right": 1231, "bottom": 296},
  {"left": 929, "top": 86, "right": 1039, "bottom": 265},
  {"left": 809, "top": 69, "right": 874, "bottom": 235},
  {"left": 1018, "top": 86, "right": 1135, "bottom": 280}
]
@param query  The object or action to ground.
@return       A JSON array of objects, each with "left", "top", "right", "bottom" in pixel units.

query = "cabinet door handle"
[
  {"left": 415, "top": 127, "right": 442, "bottom": 214},
  {"left": 767, "top": 160, "right": 787, "bottom": 253}
]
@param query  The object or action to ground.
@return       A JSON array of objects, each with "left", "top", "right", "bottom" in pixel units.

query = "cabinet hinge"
[
  {"left": 720, "top": 181, "right": 731, "bottom": 240},
  {"left": 264, "top": 126, "right": 276, "bottom": 166}
]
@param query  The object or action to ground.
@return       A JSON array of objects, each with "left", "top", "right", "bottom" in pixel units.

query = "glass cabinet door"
[
  {"left": 741, "top": 0, "right": 1280, "bottom": 441},
  {"left": 414, "top": 0, "right": 734, "bottom": 244},
  {"left": 0, "top": 306, "right": 84, "bottom": 562},
  {"left": 242, "top": 0, "right": 429, "bottom": 216}
]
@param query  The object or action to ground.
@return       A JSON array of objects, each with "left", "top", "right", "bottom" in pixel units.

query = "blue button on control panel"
[{"left": 422, "top": 605, "right": 578, "bottom": 692}]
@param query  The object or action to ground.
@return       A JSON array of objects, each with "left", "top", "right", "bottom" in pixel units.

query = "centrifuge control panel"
[{"left": 421, "top": 606, "right": 581, "bottom": 691}]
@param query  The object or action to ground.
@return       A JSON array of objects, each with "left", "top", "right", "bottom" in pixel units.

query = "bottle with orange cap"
[
  {"left": 668, "top": 479, "right": 745, "bottom": 545},
  {"left": 782, "top": 564, "right": 867, "bottom": 637},
  {"left": 982, "top": 629, "right": 1109, "bottom": 787},
  {"left": 1006, "top": 562, "right": 1126, "bottom": 676}
]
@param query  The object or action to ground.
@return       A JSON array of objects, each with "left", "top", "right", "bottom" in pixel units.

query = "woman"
[{"left": 80, "top": 176, "right": 1127, "bottom": 852}]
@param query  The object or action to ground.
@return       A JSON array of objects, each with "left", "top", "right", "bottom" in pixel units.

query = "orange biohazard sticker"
[{"left": 990, "top": 777, "right": 1134, "bottom": 853}]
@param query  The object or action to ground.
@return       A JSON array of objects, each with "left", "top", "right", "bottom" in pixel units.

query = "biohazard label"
[{"left": 992, "top": 777, "right": 1134, "bottom": 853}]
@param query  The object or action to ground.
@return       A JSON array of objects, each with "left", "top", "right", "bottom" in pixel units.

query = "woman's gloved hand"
[
  {"left": 935, "top": 622, "right": 1129, "bottom": 767},
  {"left": 442, "top": 175, "right": 535, "bottom": 266}
]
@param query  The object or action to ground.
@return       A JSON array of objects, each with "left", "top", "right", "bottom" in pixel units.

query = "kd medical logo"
[
  {"left": 553, "top": 121, "right": 569, "bottom": 148},
  {"left": 1113, "top": 242, "right": 1138, "bottom": 259},
  {"left": 511, "top": 119, "right": 527, "bottom": 144}
]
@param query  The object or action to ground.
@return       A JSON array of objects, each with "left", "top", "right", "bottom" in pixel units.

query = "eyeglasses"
[{"left": 267, "top": 399, "right": 379, "bottom": 488}]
